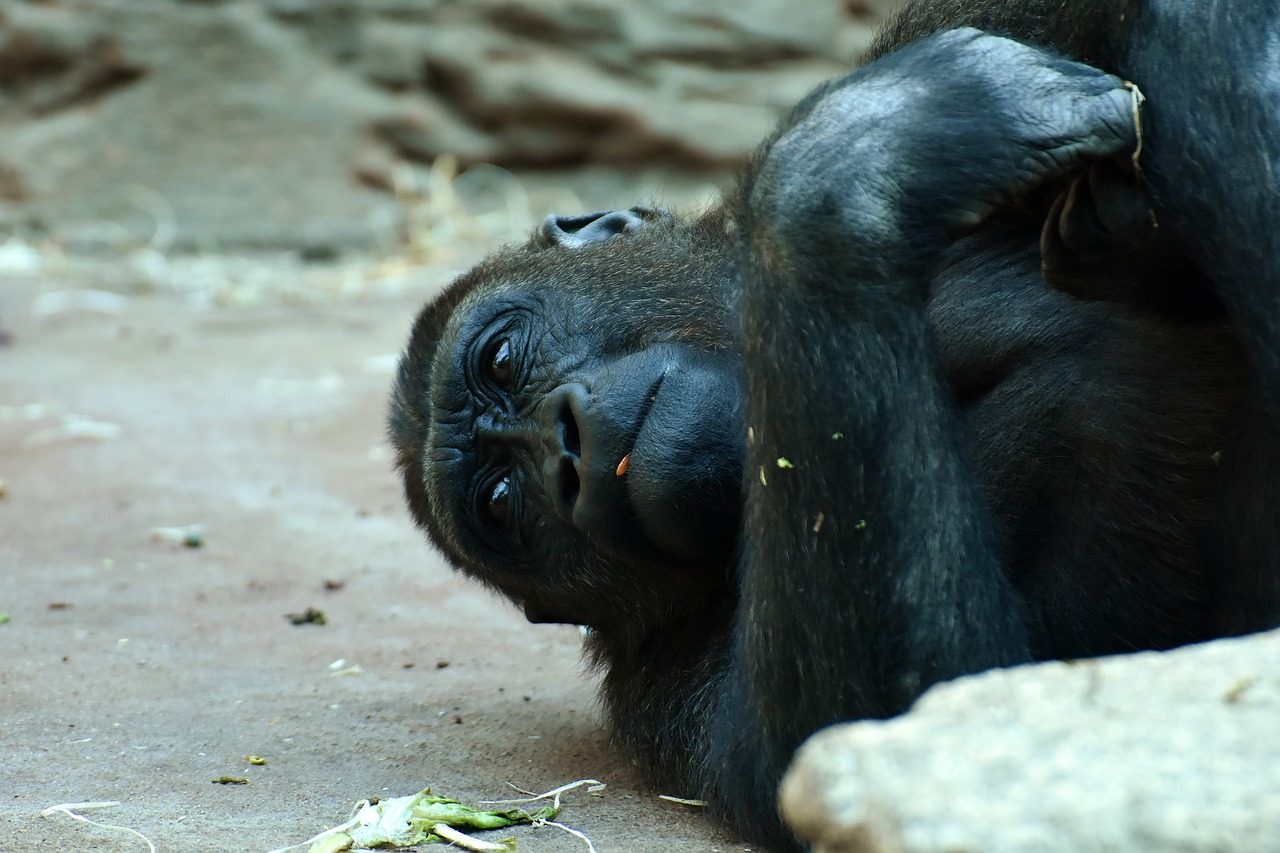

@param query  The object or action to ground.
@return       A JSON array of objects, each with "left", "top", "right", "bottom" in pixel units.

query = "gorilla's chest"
[{"left": 927, "top": 226, "right": 1244, "bottom": 624}]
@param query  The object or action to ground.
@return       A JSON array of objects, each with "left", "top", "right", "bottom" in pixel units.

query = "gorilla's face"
[
  {"left": 390, "top": 209, "right": 744, "bottom": 629},
  {"left": 426, "top": 288, "right": 744, "bottom": 570}
]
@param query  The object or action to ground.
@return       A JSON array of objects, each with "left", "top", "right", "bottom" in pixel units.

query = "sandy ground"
[{"left": 0, "top": 262, "right": 746, "bottom": 853}]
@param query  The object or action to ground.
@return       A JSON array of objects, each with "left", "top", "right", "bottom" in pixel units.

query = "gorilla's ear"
[{"left": 540, "top": 207, "right": 668, "bottom": 249}]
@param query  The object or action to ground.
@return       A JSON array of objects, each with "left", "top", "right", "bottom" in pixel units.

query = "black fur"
[{"left": 390, "top": 3, "right": 1278, "bottom": 849}]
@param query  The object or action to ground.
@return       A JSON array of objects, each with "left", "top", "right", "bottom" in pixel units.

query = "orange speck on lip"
[{"left": 615, "top": 454, "right": 631, "bottom": 476}]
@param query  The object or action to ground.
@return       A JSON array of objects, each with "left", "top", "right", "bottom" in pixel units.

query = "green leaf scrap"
[{"left": 303, "top": 789, "right": 557, "bottom": 852}]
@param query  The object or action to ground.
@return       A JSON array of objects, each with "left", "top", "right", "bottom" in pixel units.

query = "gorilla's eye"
[
  {"left": 488, "top": 338, "right": 513, "bottom": 386},
  {"left": 486, "top": 472, "right": 511, "bottom": 526}
]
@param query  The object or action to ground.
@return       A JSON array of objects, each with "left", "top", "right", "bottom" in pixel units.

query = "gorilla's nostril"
[
  {"left": 556, "top": 397, "right": 582, "bottom": 511},
  {"left": 560, "top": 457, "right": 580, "bottom": 510},
  {"left": 560, "top": 401, "right": 582, "bottom": 458}
]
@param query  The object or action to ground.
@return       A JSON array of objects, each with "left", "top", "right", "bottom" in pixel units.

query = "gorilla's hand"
[
  {"left": 1038, "top": 157, "right": 1215, "bottom": 314},
  {"left": 749, "top": 27, "right": 1140, "bottom": 288}
]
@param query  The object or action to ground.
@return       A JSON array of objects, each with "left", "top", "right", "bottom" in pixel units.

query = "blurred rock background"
[{"left": 0, "top": 0, "right": 905, "bottom": 258}]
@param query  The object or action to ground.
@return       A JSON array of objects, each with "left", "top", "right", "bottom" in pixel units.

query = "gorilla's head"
[{"left": 389, "top": 207, "right": 745, "bottom": 631}]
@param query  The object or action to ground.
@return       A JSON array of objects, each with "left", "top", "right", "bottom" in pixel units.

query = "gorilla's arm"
[{"left": 710, "top": 29, "right": 1139, "bottom": 844}]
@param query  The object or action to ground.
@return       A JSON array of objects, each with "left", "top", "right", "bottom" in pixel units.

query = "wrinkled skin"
[{"left": 390, "top": 3, "right": 1280, "bottom": 849}]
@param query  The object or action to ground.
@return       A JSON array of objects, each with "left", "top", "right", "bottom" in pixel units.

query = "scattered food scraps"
[
  {"left": 40, "top": 802, "right": 156, "bottom": 853},
  {"left": 266, "top": 788, "right": 556, "bottom": 853},
  {"left": 24, "top": 416, "right": 122, "bottom": 446},
  {"left": 213, "top": 777, "right": 249, "bottom": 785},
  {"left": 614, "top": 454, "right": 630, "bottom": 476},
  {"left": 658, "top": 795, "right": 708, "bottom": 807},
  {"left": 151, "top": 524, "right": 204, "bottom": 548},
  {"left": 482, "top": 778, "right": 606, "bottom": 805},
  {"left": 288, "top": 607, "right": 327, "bottom": 626},
  {"left": 431, "top": 824, "right": 515, "bottom": 852},
  {"left": 246, "top": 755, "right": 268, "bottom": 765},
  {"left": 776, "top": 457, "right": 794, "bottom": 469},
  {"left": 328, "top": 659, "right": 363, "bottom": 677},
  {"left": 0, "top": 612, "right": 9, "bottom": 624},
  {"left": 1223, "top": 677, "right": 1257, "bottom": 704}
]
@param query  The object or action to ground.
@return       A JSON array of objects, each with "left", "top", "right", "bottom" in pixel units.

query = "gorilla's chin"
[{"left": 626, "top": 358, "right": 744, "bottom": 568}]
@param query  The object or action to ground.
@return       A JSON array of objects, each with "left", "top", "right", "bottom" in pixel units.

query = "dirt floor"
[{"left": 0, "top": 257, "right": 747, "bottom": 852}]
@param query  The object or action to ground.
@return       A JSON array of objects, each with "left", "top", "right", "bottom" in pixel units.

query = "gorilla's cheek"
[{"left": 627, "top": 362, "right": 744, "bottom": 564}]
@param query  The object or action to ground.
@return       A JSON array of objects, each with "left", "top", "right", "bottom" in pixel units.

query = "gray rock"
[
  {"left": 781, "top": 629, "right": 1280, "bottom": 853},
  {"left": 0, "top": 0, "right": 900, "bottom": 251},
  {"left": 0, "top": 0, "right": 406, "bottom": 251}
]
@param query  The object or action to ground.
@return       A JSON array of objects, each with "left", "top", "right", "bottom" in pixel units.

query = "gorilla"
[{"left": 389, "top": 0, "right": 1280, "bottom": 848}]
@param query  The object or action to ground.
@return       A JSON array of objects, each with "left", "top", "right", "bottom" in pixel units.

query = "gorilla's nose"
[{"left": 540, "top": 383, "right": 586, "bottom": 521}]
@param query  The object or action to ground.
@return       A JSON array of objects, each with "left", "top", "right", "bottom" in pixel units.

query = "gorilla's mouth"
[
  {"left": 623, "top": 361, "right": 743, "bottom": 566},
  {"left": 631, "top": 371, "right": 668, "bottom": 447}
]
